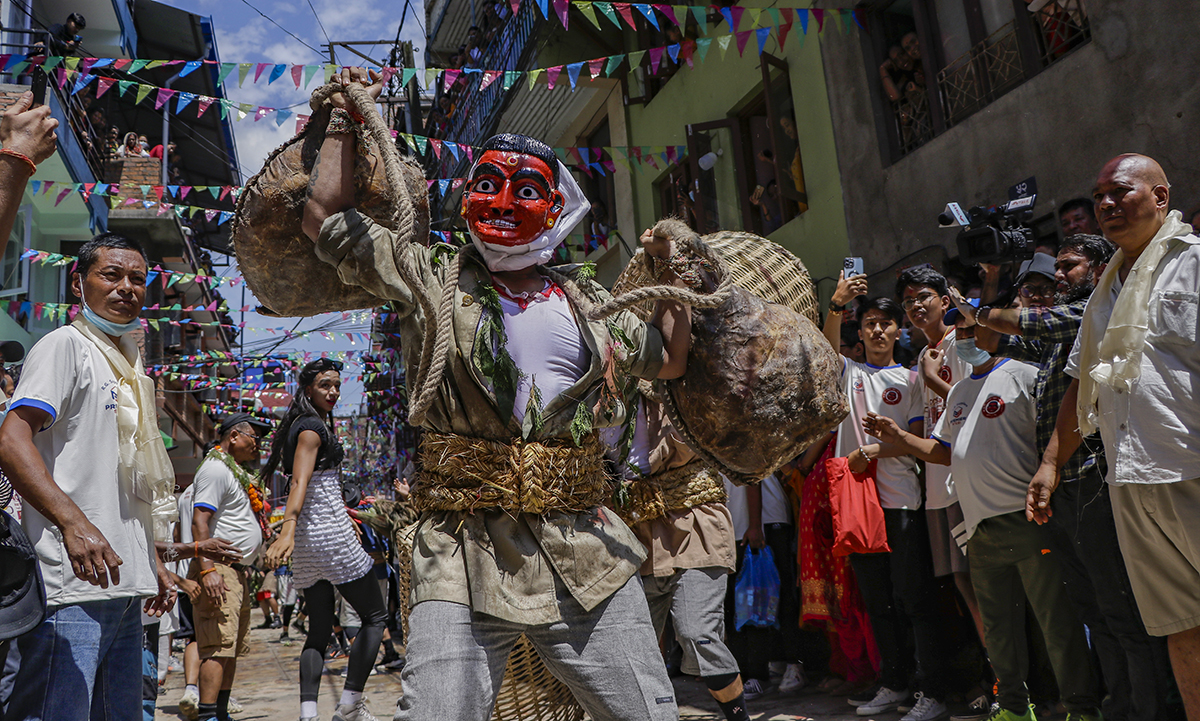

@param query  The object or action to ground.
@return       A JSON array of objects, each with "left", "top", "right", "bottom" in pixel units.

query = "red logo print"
[
  {"left": 938, "top": 365, "right": 952, "bottom": 383},
  {"left": 982, "top": 395, "right": 1006, "bottom": 418},
  {"left": 853, "top": 378, "right": 865, "bottom": 393},
  {"left": 882, "top": 387, "right": 902, "bottom": 405}
]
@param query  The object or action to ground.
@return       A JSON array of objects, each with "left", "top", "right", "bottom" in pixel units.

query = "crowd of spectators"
[{"left": 424, "top": 2, "right": 512, "bottom": 139}]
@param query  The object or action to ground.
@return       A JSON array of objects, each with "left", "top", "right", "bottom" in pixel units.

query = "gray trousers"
[
  {"left": 644, "top": 567, "right": 740, "bottom": 678},
  {"left": 393, "top": 575, "right": 678, "bottom": 721}
]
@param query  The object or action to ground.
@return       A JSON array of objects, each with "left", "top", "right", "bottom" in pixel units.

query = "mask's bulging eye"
[
  {"left": 473, "top": 178, "right": 497, "bottom": 193},
  {"left": 516, "top": 185, "right": 542, "bottom": 200}
]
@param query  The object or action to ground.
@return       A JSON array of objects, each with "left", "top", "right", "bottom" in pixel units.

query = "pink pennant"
[
  {"left": 113, "top": 59, "right": 131, "bottom": 71},
  {"left": 735, "top": 30, "right": 752, "bottom": 56},
  {"left": 55, "top": 188, "right": 72, "bottom": 206},
  {"left": 95, "top": 77, "right": 116, "bottom": 98},
  {"left": 154, "top": 88, "right": 175, "bottom": 110},
  {"left": 648, "top": 47, "right": 664, "bottom": 74},
  {"left": 653, "top": 4, "right": 676, "bottom": 24},
  {"left": 442, "top": 69, "right": 461, "bottom": 91},
  {"left": 54, "top": 68, "right": 69, "bottom": 89},
  {"left": 291, "top": 64, "right": 303, "bottom": 88},
  {"left": 480, "top": 70, "right": 501, "bottom": 90},
  {"left": 219, "top": 187, "right": 230, "bottom": 201},
  {"left": 812, "top": 8, "right": 825, "bottom": 32},
  {"left": 779, "top": 19, "right": 794, "bottom": 48},
  {"left": 509, "top": 0, "right": 520, "bottom": 16},
  {"left": 730, "top": 6, "right": 745, "bottom": 30},
  {"left": 614, "top": 3, "right": 637, "bottom": 28},
  {"left": 431, "top": 139, "right": 442, "bottom": 159},
  {"left": 546, "top": 65, "right": 562, "bottom": 89},
  {"left": 553, "top": 0, "right": 569, "bottom": 29},
  {"left": 253, "top": 62, "right": 270, "bottom": 83},
  {"left": 588, "top": 59, "right": 604, "bottom": 79},
  {"left": 196, "top": 97, "right": 214, "bottom": 118}
]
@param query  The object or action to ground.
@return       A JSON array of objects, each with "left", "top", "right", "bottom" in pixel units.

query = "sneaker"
[
  {"left": 983, "top": 705, "right": 1036, "bottom": 721},
  {"left": 901, "top": 693, "right": 948, "bottom": 721},
  {"left": 167, "top": 654, "right": 183, "bottom": 673},
  {"left": 768, "top": 661, "right": 788, "bottom": 678},
  {"left": 227, "top": 697, "right": 244, "bottom": 714},
  {"left": 742, "top": 678, "right": 766, "bottom": 701},
  {"left": 1065, "top": 712, "right": 1102, "bottom": 721},
  {"left": 332, "top": 700, "right": 379, "bottom": 721},
  {"left": 383, "top": 655, "right": 406, "bottom": 671},
  {"left": 178, "top": 688, "right": 200, "bottom": 720},
  {"left": 779, "top": 663, "right": 807, "bottom": 693},
  {"left": 951, "top": 694, "right": 994, "bottom": 721},
  {"left": 857, "top": 686, "right": 911, "bottom": 715},
  {"left": 270, "top": 618, "right": 284, "bottom": 629}
]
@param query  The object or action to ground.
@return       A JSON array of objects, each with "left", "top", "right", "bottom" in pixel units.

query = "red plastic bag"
[{"left": 827, "top": 456, "right": 890, "bottom": 556}]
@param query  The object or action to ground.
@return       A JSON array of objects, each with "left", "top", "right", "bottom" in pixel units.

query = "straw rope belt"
[
  {"left": 618, "top": 460, "right": 727, "bottom": 525},
  {"left": 410, "top": 432, "right": 610, "bottom": 514}
]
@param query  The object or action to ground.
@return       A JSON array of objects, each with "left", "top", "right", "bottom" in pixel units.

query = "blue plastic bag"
[{"left": 734, "top": 545, "right": 781, "bottom": 630}]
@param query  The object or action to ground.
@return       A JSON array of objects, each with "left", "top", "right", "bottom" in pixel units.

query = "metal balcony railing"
[{"left": 426, "top": 2, "right": 542, "bottom": 179}]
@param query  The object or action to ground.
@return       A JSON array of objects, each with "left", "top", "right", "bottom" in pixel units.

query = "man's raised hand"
[{"left": 1, "top": 91, "right": 58, "bottom": 165}]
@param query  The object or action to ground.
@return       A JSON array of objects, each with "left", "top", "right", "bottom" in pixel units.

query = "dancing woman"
[{"left": 263, "top": 358, "right": 385, "bottom": 721}]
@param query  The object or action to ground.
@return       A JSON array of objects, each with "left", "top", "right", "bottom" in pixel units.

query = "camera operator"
[{"left": 951, "top": 234, "right": 1177, "bottom": 721}]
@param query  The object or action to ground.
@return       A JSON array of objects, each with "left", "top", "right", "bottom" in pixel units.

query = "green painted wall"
[{"left": 623, "top": 25, "right": 849, "bottom": 302}]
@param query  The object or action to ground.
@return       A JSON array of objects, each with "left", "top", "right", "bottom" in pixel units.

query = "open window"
[{"left": 686, "top": 119, "right": 749, "bottom": 235}]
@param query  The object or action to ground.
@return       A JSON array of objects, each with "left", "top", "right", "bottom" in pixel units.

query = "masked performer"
[
  {"left": 606, "top": 397, "right": 751, "bottom": 721},
  {"left": 298, "top": 67, "right": 693, "bottom": 721}
]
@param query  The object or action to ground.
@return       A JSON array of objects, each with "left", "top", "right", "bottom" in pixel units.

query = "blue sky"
[{"left": 157, "top": 0, "right": 427, "bottom": 412}]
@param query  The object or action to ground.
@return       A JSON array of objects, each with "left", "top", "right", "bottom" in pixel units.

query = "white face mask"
[{"left": 81, "top": 289, "right": 141, "bottom": 336}]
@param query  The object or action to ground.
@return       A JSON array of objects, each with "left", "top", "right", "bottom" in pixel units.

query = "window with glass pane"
[
  {"left": 0, "top": 208, "right": 29, "bottom": 298},
  {"left": 762, "top": 54, "right": 808, "bottom": 220},
  {"left": 686, "top": 119, "right": 745, "bottom": 234}
]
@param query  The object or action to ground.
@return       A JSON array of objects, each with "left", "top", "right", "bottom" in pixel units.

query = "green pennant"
[
  {"left": 237, "top": 63, "right": 252, "bottom": 87},
  {"left": 673, "top": 6, "right": 687, "bottom": 27},
  {"left": 528, "top": 68, "right": 544, "bottom": 90},
  {"left": 217, "top": 63, "right": 236, "bottom": 85},
  {"left": 604, "top": 54, "right": 625, "bottom": 76},
  {"left": 695, "top": 37, "right": 712, "bottom": 63},
  {"left": 64, "top": 57, "right": 80, "bottom": 70},
  {"left": 717, "top": 34, "right": 731, "bottom": 59},
  {"left": 117, "top": 80, "right": 134, "bottom": 96},
  {"left": 324, "top": 64, "right": 337, "bottom": 83},
  {"left": 304, "top": 64, "right": 320, "bottom": 88},
  {"left": 747, "top": 8, "right": 762, "bottom": 27},
  {"left": 148, "top": 318, "right": 160, "bottom": 331},
  {"left": 414, "top": 135, "right": 428, "bottom": 154},
  {"left": 576, "top": 2, "right": 601, "bottom": 29},
  {"left": 129, "top": 59, "right": 150, "bottom": 73},
  {"left": 147, "top": 60, "right": 166, "bottom": 69},
  {"left": 595, "top": 1, "right": 620, "bottom": 28},
  {"left": 425, "top": 68, "right": 438, "bottom": 87},
  {"left": 627, "top": 50, "right": 646, "bottom": 69},
  {"left": 767, "top": 8, "right": 781, "bottom": 28},
  {"left": 218, "top": 100, "right": 229, "bottom": 119},
  {"left": 41, "top": 56, "right": 62, "bottom": 71},
  {"left": 9, "top": 62, "right": 29, "bottom": 76},
  {"left": 401, "top": 68, "right": 417, "bottom": 86},
  {"left": 135, "top": 84, "right": 154, "bottom": 105},
  {"left": 690, "top": 5, "right": 707, "bottom": 32},
  {"left": 503, "top": 70, "right": 520, "bottom": 90}
]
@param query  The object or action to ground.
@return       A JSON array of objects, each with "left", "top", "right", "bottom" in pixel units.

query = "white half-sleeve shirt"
[{"left": 911, "top": 331, "right": 972, "bottom": 510}]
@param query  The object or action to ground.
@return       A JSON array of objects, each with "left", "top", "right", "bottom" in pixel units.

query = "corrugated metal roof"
[{"left": 495, "top": 82, "right": 597, "bottom": 144}]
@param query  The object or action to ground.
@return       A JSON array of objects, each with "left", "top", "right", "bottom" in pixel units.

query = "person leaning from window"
[{"left": 41, "top": 13, "right": 87, "bottom": 57}]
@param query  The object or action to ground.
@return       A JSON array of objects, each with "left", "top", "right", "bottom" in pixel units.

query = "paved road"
[{"left": 154, "top": 609, "right": 893, "bottom": 721}]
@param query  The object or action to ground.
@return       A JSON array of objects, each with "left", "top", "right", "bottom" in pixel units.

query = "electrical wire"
[
  {"left": 238, "top": 0, "right": 326, "bottom": 58},
  {"left": 306, "top": 0, "right": 334, "bottom": 56}
]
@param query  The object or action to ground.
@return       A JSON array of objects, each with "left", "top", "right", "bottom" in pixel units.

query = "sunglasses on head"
[{"left": 312, "top": 358, "right": 344, "bottom": 372}]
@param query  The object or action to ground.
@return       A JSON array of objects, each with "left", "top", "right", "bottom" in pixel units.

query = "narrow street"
[{"left": 154, "top": 608, "right": 865, "bottom": 721}]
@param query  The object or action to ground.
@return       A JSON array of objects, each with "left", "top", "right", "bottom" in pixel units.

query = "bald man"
[{"left": 1028, "top": 154, "right": 1200, "bottom": 717}]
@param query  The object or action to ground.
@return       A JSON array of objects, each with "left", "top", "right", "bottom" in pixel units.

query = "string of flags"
[{"left": 27, "top": 4, "right": 858, "bottom": 126}]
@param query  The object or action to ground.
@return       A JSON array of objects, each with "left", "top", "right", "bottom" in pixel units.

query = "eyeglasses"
[
  {"left": 1018, "top": 285, "right": 1055, "bottom": 299},
  {"left": 901, "top": 292, "right": 938, "bottom": 310}
]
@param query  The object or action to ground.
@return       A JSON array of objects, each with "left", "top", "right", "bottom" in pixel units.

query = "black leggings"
[{"left": 300, "top": 573, "right": 387, "bottom": 701}]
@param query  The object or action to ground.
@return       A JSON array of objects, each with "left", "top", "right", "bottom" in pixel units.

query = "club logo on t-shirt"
[
  {"left": 853, "top": 378, "right": 865, "bottom": 393},
  {"left": 982, "top": 395, "right": 1006, "bottom": 419},
  {"left": 938, "top": 365, "right": 952, "bottom": 383},
  {"left": 950, "top": 401, "right": 969, "bottom": 427},
  {"left": 882, "top": 387, "right": 903, "bottom": 405}
]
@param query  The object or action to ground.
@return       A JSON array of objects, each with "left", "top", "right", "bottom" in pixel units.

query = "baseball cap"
[
  {"left": 944, "top": 297, "right": 981, "bottom": 326},
  {"left": 218, "top": 412, "right": 273, "bottom": 437},
  {"left": 0, "top": 341, "right": 25, "bottom": 363},
  {"left": 0, "top": 510, "right": 46, "bottom": 640},
  {"left": 1016, "top": 252, "right": 1056, "bottom": 285}
]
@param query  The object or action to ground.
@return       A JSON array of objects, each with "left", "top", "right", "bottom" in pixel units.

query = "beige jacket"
[{"left": 315, "top": 209, "right": 665, "bottom": 623}]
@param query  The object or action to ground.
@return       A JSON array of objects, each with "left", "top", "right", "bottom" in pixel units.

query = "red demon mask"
[{"left": 461, "top": 150, "right": 566, "bottom": 248}]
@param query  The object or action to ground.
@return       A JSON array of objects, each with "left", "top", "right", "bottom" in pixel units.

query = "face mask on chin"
[
  {"left": 956, "top": 337, "right": 992, "bottom": 366},
  {"left": 81, "top": 292, "right": 142, "bottom": 337}
]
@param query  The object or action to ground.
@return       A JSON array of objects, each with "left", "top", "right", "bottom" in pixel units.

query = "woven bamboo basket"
[
  {"left": 611, "top": 229, "right": 821, "bottom": 326},
  {"left": 394, "top": 523, "right": 585, "bottom": 721},
  {"left": 231, "top": 104, "right": 430, "bottom": 317}
]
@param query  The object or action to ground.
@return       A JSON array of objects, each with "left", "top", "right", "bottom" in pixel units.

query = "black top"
[{"left": 281, "top": 415, "right": 343, "bottom": 475}]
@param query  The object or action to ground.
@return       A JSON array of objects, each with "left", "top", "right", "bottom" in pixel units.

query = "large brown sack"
[
  {"left": 231, "top": 103, "right": 430, "bottom": 317},
  {"left": 611, "top": 222, "right": 847, "bottom": 483}
]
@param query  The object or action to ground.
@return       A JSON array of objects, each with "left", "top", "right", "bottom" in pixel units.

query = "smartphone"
[
  {"left": 844, "top": 256, "right": 864, "bottom": 278},
  {"left": 30, "top": 66, "right": 47, "bottom": 107}
]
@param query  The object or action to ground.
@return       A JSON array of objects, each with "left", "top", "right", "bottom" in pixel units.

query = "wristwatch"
[{"left": 829, "top": 300, "right": 845, "bottom": 313}]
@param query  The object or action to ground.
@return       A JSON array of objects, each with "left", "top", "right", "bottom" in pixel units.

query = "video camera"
[{"left": 938, "top": 178, "right": 1039, "bottom": 265}]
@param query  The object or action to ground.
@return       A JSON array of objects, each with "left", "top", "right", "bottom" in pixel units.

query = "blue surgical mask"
[
  {"left": 82, "top": 300, "right": 142, "bottom": 337},
  {"left": 956, "top": 337, "right": 992, "bottom": 366}
]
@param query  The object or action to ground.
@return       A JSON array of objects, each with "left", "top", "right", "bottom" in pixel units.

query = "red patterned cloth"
[{"left": 784, "top": 433, "right": 880, "bottom": 684}]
